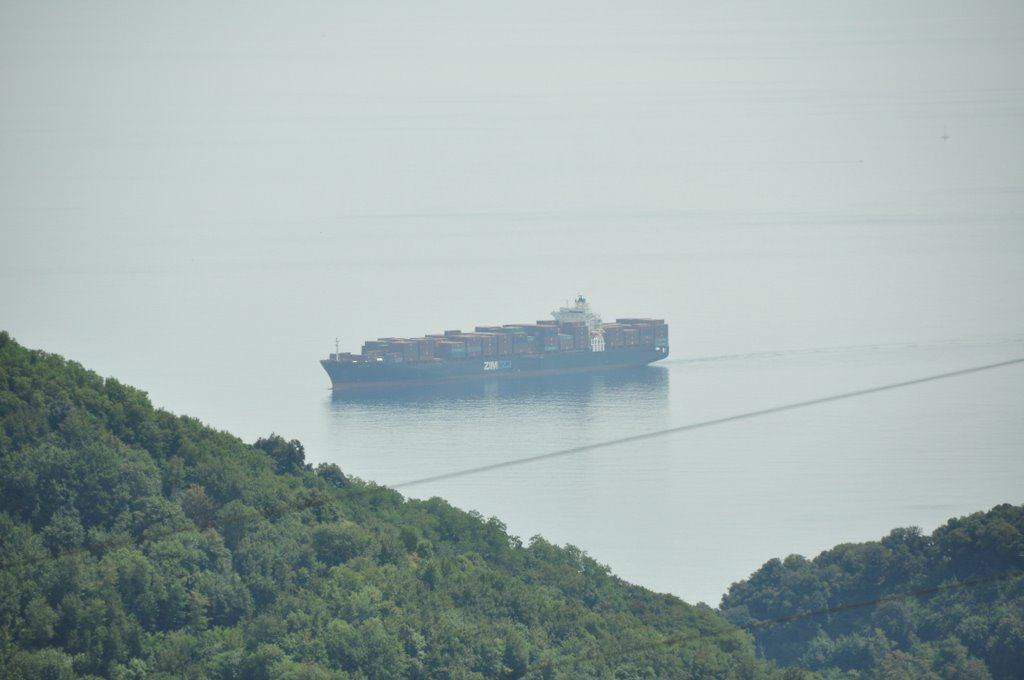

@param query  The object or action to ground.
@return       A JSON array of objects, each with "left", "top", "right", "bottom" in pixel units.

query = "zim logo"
[{"left": 483, "top": 360, "right": 512, "bottom": 371}]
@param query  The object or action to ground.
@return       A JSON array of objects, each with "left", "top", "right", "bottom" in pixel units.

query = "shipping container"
[
  {"left": 482, "top": 338, "right": 499, "bottom": 358},
  {"left": 497, "top": 333, "right": 514, "bottom": 355},
  {"left": 474, "top": 333, "right": 502, "bottom": 358},
  {"left": 389, "top": 340, "right": 420, "bottom": 362},
  {"left": 603, "top": 324, "right": 626, "bottom": 349},
  {"left": 616, "top": 318, "right": 664, "bottom": 326},
  {"left": 512, "top": 333, "right": 532, "bottom": 354},
  {"left": 655, "top": 324, "right": 669, "bottom": 348},
  {"left": 451, "top": 334, "right": 483, "bottom": 351},
  {"left": 412, "top": 338, "right": 435, "bottom": 360},
  {"left": 434, "top": 340, "right": 466, "bottom": 359}
]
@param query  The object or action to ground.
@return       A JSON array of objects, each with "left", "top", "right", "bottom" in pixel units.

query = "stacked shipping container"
[{"left": 349, "top": 317, "right": 666, "bottom": 363}]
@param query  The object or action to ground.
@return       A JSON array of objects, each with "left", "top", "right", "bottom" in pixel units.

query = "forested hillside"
[
  {"left": 721, "top": 504, "right": 1024, "bottom": 679},
  {"left": 0, "top": 332, "right": 800, "bottom": 679}
]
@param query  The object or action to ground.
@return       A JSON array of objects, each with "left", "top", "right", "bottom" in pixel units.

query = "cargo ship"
[{"left": 321, "top": 296, "right": 669, "bottom": 391}]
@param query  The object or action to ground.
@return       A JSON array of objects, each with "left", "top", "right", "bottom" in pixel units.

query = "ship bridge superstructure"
[{"left": 552, "top": 295, "right": 602, "bottom": 331}]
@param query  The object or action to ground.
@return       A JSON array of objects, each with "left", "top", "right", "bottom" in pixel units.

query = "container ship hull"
[
  {"left": 322, "top": 345, "right": 668, "bottom": 391},
  {"left": 320, "top": 297, "right": 669, "bottom": 391}
]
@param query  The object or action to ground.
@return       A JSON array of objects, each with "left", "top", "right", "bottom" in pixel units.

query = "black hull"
[{"left": 321, "top": 347, "right": 669, "bottom": 391}]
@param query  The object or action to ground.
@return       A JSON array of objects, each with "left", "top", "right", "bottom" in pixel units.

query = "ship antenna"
[{"left": 335, "top": 337, "right": 339, "bottom": 356}]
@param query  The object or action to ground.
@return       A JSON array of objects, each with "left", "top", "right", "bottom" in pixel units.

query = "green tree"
[{"left": 254, "top": 434, "right": 307, "bottom": 475}]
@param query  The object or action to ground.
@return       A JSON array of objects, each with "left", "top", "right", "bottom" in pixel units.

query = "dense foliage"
[
  {"left": 0, "top": 332, "right": 799, "bottom": 679},
  {"left": 721, "top": 505, "right": 1024, "bottom": 679}
]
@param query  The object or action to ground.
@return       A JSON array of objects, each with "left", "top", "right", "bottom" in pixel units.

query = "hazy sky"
[
  {"left": 4, "top": 1, "right": 1022, "bottom": 228},
  {"left": 3, "top": 0, "right": 1022, "bottom": 386}
]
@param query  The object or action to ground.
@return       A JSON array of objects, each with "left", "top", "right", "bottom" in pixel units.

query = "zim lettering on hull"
[{"left": 482, "top": 360, "right": 513, "bottom": 371}]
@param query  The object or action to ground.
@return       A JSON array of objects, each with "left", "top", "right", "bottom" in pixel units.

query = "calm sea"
[
  {"left": 12, "top": 215, "right": 1021, "bottom": 605},
  {"left": 2, "top": 2, "right": 1023, "bottom": 604}
]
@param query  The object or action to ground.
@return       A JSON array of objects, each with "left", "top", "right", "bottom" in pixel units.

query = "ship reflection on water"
[
  {"left": 328, "top": 365, "right": 670, "bottom": 407},
  {"left": 323, "top": 365, "right": 672, "bottom": 489}
]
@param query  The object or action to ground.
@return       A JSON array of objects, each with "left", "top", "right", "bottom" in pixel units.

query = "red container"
[
  {"left": 451, "top": 334, "right": 483, "bottom": 351},
  {"left": 412, "top": 337, "right": 435, "bottom": 356},
  {"left": 474, "top": 333, "right": 500, "bottom": 357}
]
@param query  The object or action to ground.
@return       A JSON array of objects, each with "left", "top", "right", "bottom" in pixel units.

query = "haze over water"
[{"left": 3, "top": 1, "right": 1023, "bottom": 604}]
